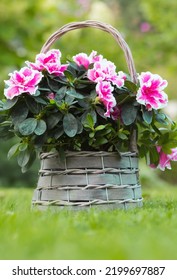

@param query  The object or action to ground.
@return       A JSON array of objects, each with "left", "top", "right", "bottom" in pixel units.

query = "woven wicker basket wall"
[
  {"left": 32, "top": 151, "right": 143, "bottom": 210},
  {"left": 32, "top": 20, "right": 143, "bottom": 210}
]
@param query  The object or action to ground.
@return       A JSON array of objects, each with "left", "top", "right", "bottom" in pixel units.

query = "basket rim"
[{"left": 39, "top": 150, "right": 138, "bottom": 160}]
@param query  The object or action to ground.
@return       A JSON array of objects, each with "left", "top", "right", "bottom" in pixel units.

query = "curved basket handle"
[{"left": 40, "top": 20, "right": 137, "bottom": 83}]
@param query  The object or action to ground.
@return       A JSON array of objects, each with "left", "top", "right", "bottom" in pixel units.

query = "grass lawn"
[{"left": 0, "top": 172, "right": 177, "bottom": 260}]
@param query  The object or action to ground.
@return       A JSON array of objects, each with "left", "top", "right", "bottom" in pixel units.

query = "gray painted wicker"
[{"left": 32, "top": 151, "right": 143, "bottom": 210}]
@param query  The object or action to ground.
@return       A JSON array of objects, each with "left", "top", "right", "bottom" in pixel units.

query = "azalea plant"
[{"left": 0, "top": 49, "right": 177, "bottom": 172}]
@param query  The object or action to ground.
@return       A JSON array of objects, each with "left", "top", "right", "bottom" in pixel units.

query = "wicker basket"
[
  {"left": 32, "top": 151, "right": 142, "bottom": 210},
  {"left": 32, "top": 20, "right": 143, "bottom": 210}
]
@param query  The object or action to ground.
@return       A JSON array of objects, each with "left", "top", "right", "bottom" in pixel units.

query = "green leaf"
[
  {"left": 83, "top": 113, "right": 94, "bottom": 129},
  {"left": 11, "top": 102, "right": 29, "bottom": 124},
  {"left": 34, "top": 97, "right": 48, "bottom": 105},
  {"left": 19, "top": 118, "right": 37, "bottom": 135},
  {"left": 3, "top": 97, "right": 18, "bottom": 110},
  {"left": 63, "top": 113, "right": 78, "bottom": 137},
  {"left": 89, "top": 132, "right": 95, "bottom": 138},
  {"left": 7, "top": 143, "right": 20, "bottom": 159},
  {"left": 64, "top": 70, "right": 74, "bottom": 82},
  {"left": 124, "top": 80, "right": 137, "bottom": 93},
  {"left": 67, "top": 62, "right": 80, "bottom": 71},
  {"left": 17, "top": 149, "right": 30, "bottom": 167},
  {"left": 155, "top": 112, "right": 168, "bottom": 125},
  {"left": 0, "top": 120, "right": 11, "bottom": 127},
  {"left": 95, "top": 125, "right": 106, "bottom": 131},
  {"left": 46, "top": 113, "right": 62, "bottom": 129},
  {"left": 90, "top": 109, "right": 97, "bottom": 123},
  {"left": 25, "top": 96, "right": 43, "bottom": 114},
  {"left": 95, "top": 137, "right": 108, "bottom": 146},
  {"left": 142, "top": 108, "right": 153, "bottom": 124},
  {"left": 87, "top": 113, "right": 94, "bottom": 127},
  {"left": 34, "top": 133, "right": 47, "bottom": 148},
  {"left": 0, "top": 126, "right": 14, "bottom": 140},
  {"left": 96, "top": 106, "right": 106, "bottom": 119},
  {"left": 121, "top": 103, "right": 138, "bottom": 125},
  {"left": 65, "top": 94, "right": 75, "bottom": 105},
  {"left": 54, "top": 125, "right": 64, "bottom": 139},
  {"left": 55, "top": 86, "right": 67, "bottom": 101},
  {"left": 34, "top": 119, "right": 47, "bottom": 135},
  {"left": 118, "top": 132, "right": 128, "bottom": 140},
  {"left": 46, "top": 76, "right": 60, "bottom": 91},
  {"left": 66, "top": 88, "right": 84, "bottom": 99},
  {"left": 151, "top": 123, "right": 162, "bottom": 135},
  {"left": 77, "top": 119, "right": 83, "bottom": 134},
  {"left": 21, "top": 150, "right": 36, "bottom": 173},
  {"left": 38, "top": 87, "right": 50, "bottom": 92},
  {"left": 32, "top": 89, "right": 41, "bottom": 96},
  {"left": 78, "top": 99, "right": 89, "bottom": 109},
  {"left": 19, "top": 143, "right": 28, "bottom": 152},
  {"left": 139, "top": 145, "right": 149, "bottom": 159},
  {"left": 149, "top": 147, "right": 159, "bottom": 166}
]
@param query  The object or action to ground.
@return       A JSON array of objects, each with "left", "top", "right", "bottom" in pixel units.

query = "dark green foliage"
[
  {"left": 63, "top": 113, "right": 78, "bottom": 137},
  {"left": 18, "top": 118, "right": 38, "bottom": 136},
  {"left": 142, "top": 107, "right": 153, "bottom": 124},
  {"left": 121, "top": 103, "right": 138, "bottom": 125}
]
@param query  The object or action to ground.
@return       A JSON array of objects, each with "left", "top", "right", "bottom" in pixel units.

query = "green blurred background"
[{"left": 1, "top": 0, "right": 177, "bottom": 188}]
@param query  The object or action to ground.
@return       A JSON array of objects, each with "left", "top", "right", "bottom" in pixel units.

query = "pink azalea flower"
[
  {"left": 26, "top": 49, "right": 68, "bottom": 76},
  {"left": 136, "top": 71, "right": 168, "bottom": 110},
  {"left": 73, "top": 51, "right": 103, "bottom": 69},
  {"left": 47, "top": 92, "right": 55, "bottom": 100},
  {"left": 96, "top": 80, "right": 116, "bottom": 117},
  {"left": 169, "top": 148, "right": 177, "bottom": 161},
  {"left": 110, "top": 71, "right": 126, "bottom": 87},
  {"left": 151, "top": 146, "right": 177, "bottom": 171},
  {"left": 4, "top": 67, "right": 43, "bottom": 99},
  {"left": 88, "top": 59, "right": 115, "bottom": 82},
  {"left": 87, "top": 59, "right": 125, "bottom": 88},
  {"left": 111, "top": 106, "right": 121, "bottom": 120},
  {"left": 87, "top": 61, "right": 105, "bottom": 82},
  {"left": 118, "top": 71, "right": 127, "bottom": 81},
  {"left": 73, "top": 53, "right": 90, "bottom": 69},
  {"left": 89, "top": 50, "right": 103, "bottom": 63}
]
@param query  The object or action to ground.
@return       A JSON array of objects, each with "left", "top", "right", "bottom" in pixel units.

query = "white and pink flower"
[
  {"left": 110, "top": 71, "right": 126, "bottom": 88},
  {"left": 150, "top": 146, "right": 177, "bottom": 171},
  {"left": 88, "top": 59, "right": 115, "bottom": 82},
  {"left": 89, "top": 50, "right": 103, "bottom": 64},
  {"left": 96, "top": 80, "right": 116, "bottom": 117},
  {"left": 136, "top": 71, "right": 168, "bottom": 110},
  {"left": 73, "top": 51, "right": 103, "bottom": 69},
  {"left": 26, "top": 49, "right": 68, "bottom": 76},
  {"left": 87, "top": 61, "right": 105, "bottom": 82},
  {"left": 4, "top": 67, "right": 43, "bottom": 100},
  {"left": 87, "top": 58, "right": 125, "bottom": 88},
  {"left": 73, "top": 52, "right": 90, "bottom": 69}
]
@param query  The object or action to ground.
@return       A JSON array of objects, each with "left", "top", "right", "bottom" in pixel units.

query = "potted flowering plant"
[{"left": 0, "top": 21, "right": 177, "bottom": 209}]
